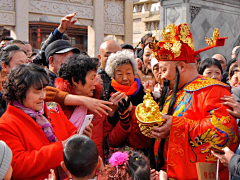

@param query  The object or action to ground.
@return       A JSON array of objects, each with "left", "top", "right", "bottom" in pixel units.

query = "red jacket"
[
  {"left": 54, "top": 79, "right": 119, "bottom": 158},
  {"left": 0, "top": 102, "right": 76, "bottom": 180}
]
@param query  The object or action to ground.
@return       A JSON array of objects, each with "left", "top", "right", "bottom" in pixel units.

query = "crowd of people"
[{"left": 0, "top": 12, "right": 240, "bottom": 180}]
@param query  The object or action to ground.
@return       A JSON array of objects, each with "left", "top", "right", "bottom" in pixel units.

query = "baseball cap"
[{"left": 45, "top": 39, "right": 80, "bottom": 61}]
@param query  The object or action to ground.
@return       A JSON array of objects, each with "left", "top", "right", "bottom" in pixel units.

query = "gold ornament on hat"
[
  {"left": 161, "top": 23, "right": 176, "bottom": 41},
  {"left": 179, "top": 24, "right": 195, "bottom": 50},
  {"left": 172, "top": 41, "right": 182, "bottom": 58},
  {"left": 135, "top": 89, "right": 166, "bottom": 137},
  {"left": 205, "top": 28, "right": 220, "bottom": 46}
]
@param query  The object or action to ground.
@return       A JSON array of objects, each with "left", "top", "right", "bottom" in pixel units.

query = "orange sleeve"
[{"left": 45, "top": 86, "right": 68, "bottom": 106}]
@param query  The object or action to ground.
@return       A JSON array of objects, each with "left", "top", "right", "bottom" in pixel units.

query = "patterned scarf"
[
  {"left": 12, "top": 101, "right": 66, "bottom": 179},
  {"left": 12, "top": 101, "right": 58, "bottom": 142}
]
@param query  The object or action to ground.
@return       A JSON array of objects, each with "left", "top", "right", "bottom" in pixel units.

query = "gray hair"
[{"left": 105, "top": 50, "right": 138, "bottom": 78}]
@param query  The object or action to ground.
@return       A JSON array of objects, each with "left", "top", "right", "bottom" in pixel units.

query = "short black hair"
[
  {"left": 7, "top": 39, "right": 25, "bottom": 45},
  {"left": 0, "top": 45, "right": 26, "bottom": 65},
  {"left": 141, "top": 33, "right": 152, "bottom": 45},
  {"left": 2, "top": 63, "right": 49, "bottom": 104},
  {"left": 58, "top": 54, "right": 97, "bottom": 86},
  {"left": 198, "top": 58, "right": 223, "bottom": 75},
  {"left": 63, "top": 135, "right": 99, "bottom": 178},
  {"left": 1, "top": 36, "right": 14, "bottom": 41},
  {"left": 121, "top": 44, "right": 135, "bottom": 51}
]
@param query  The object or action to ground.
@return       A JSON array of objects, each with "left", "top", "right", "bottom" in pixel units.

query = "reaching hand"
[
  {"left": 151, "top": 114, "right": 172, "bottom": 139},
  {"left": 211, "top": 147, "right": 234, "bottom": 167},
  {"left": 82, "top": 97, "right": 113, "bottom": 117},
  {"left": 221, "top": 95, "right": 240, "bottom": 119},
  {"left": 58, "top": 12, "right": 77, "bottom": 33}
]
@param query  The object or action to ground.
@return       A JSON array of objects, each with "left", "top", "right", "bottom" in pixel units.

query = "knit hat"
[
  {"left": 0, "top": 141, "right": 12, "bottom": 179},
  {"left": 45, "top": 39, "right": 80, "bottom": 61}
]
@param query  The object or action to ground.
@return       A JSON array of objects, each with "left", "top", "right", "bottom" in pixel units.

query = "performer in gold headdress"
[{"left": 148, "top": 23, "right": 239, "bottom": 179}]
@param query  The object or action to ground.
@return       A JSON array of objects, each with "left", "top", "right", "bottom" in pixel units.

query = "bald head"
[
  {"left": 212, "top": 54, "right": 227, "bottom": 71},
  {"left": 98, "top": 40, "right": 122, "bottom": 69},
  {"left": 232, "top": 46, "right": 240, "bottom": 59}
]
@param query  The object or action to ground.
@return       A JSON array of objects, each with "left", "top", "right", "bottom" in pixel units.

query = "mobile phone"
[
  {"left": 210, "top": 146, "right": 225, "bottom": 155},
  {"left": 78, "top": 114, "right": 94, "bottom": 135}
]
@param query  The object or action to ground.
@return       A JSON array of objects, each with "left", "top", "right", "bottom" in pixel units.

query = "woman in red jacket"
[
  {"left": 0, "top": 63, "right": 92, "bottom": 180},
  {"left": 55, "top": 53, "right": 117, "bottom": 158}
]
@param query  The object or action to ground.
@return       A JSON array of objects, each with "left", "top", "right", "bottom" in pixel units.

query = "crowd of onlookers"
[{"left": 0, "top": 12, "right": 240, "bottom": 180}]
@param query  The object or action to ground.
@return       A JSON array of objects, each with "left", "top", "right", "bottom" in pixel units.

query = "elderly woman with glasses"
[{"left": 104, "top": 50, "right": 151, "bottom": 156}]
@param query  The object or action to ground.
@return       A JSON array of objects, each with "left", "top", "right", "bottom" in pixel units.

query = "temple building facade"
[{"left": 0, "top": 0, "right": 136, "bottom": 57}]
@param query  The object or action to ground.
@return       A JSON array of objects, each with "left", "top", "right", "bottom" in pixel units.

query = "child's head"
[
  {"left": 99, "top": 151, "right": 150, "bottom": 180},
  {"left": 62, "top": 135, "right": 100, "bottom": 179},
  {"left": 0, "top": 140, "right": 13, "bottom": 180}
]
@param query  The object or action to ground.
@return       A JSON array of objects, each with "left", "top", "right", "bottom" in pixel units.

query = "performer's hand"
[
  {"left": 159, "top": 170, "right": 167, "bottom": 180},
  {"left": 150, "top": 169, "right": 159, "bottom": 180},
  {"left": 221, "top": 95, "right": 240, "bottom": 119},
  {"left": 211, "top": 147, "right": 234, "bottom": 167},
  {"left": 151, "top": 114, "right": 172, "bottom": 139}
]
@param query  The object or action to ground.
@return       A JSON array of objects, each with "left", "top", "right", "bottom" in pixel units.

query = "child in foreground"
[{"left": 46, "top": 135, "right": 152, "bottom": 180}]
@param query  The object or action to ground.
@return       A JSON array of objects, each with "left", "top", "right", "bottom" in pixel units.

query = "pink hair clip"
[{"left": 109, "top": 151, "right": 129, "bottom": 167}]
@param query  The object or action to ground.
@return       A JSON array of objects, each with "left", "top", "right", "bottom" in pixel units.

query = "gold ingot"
[{"left": 135, "top": 89, "right": 166, "bottom": 137}]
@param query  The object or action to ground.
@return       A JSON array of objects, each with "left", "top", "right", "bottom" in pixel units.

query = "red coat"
[
  {"left": 54, "top": 79, "right": 114, "bottom": 158},
  {"left": 105, "top": 106, "right": 151, "bottom": 149},
  {"left": 154, "top": 76, "right": 239, "bottom": 180},
  {"left": 0, "top": 102, "right": 77, "bottom": 180}
]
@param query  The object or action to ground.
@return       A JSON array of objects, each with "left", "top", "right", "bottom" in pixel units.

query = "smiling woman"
[
  {"left": 104, "top": 50, "right": 151, "bottom": 158},
  {"left": 0, "top": 44, "right": 28, "bottom": 75},
  {"left": 0, "top": 63, "right": 86, "bottom": 180},
  {"left": 198, "top": 58, "right": 223, "bottom": 82}
]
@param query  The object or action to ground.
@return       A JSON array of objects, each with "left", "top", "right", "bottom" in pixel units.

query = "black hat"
[{"left": 45, "top": 39, "right": 80, "bottom": 61}]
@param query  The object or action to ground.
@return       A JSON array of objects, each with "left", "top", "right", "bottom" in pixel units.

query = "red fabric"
[
  {"left": 54, "top": 80, "right": 109, "bottom": 158},
  {"left": 0, "top": 103, "right": 77, "bottom": 180},
  {"left": 55, "top": 78, "right": 76, "bottom": 95},
  {"left": 105, "top": 106, "right": 151, "bottom": 149},
  {"left": 111, "top": 79, "right": 138, "bottom": 96},
  {"left": 154, "top": 77, "right": 239, "bottom": 180}
]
